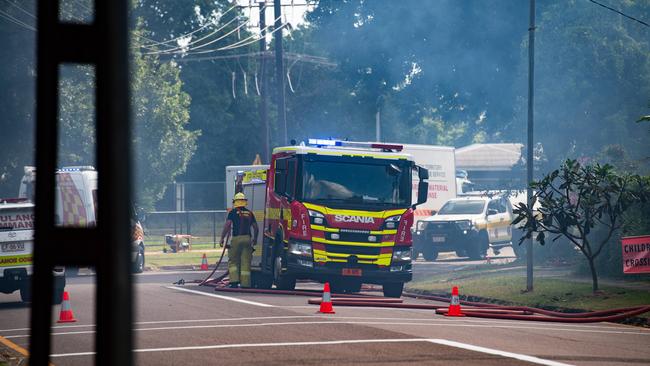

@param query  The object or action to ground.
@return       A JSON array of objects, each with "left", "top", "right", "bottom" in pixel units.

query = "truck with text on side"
[
  {"left": 0, "top": 198, "right": 66, "bottom": 304},
  {"left": 252, "top": 139, "right": 429, "bottom": 298},
  {"left": 396, "top": 144, "right": 459, "bottom": 260}
]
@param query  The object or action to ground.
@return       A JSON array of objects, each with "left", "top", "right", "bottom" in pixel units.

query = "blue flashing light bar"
[
  {"left": 307, "top": 138, "right": 403, "bottom": 152},
  {"left": 308, "top": 138, "right": 342, "bottom": 146}
]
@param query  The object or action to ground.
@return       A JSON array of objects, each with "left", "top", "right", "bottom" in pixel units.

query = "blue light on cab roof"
[{"left": 308, "top": 138, "right": 341, "bottom": 146}]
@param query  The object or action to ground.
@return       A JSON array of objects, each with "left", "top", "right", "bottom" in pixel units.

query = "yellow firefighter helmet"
[{"left": 233, "top": 192, "right": 247, "bottom": 208}]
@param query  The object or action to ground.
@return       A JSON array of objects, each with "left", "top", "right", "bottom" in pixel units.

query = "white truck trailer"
[{"left": 398, "top": 144, "right": 457, "bottom": 222}]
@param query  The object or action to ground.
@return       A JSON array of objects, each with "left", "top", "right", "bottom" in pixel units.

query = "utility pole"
[
  {"left": 526, "top": 0, "right": 536, "bottom": 292},
  {"left": 259, "top": 1, "right": 270, "bottom": 162},
  {"left": 375, "top": 95, "right": 382, "bottom": 142},
  {"left": 274, "top": 0, "right": 288, "bottom": 145}
]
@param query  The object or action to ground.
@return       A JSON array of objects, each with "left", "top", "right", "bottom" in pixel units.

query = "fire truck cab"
[{"left": 254, "top": 139, "right": 428, "bottom": 297}]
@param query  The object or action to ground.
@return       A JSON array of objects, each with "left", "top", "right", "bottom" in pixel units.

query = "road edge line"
[
  {"left": 428, "top": 339, "right": 574, "bottom": 366},
  {"left": 0, "top": 334, "right": 29, "bottom": 356},
  {"left": 164, "top": 286, "right": 274, "bottom": 307}
]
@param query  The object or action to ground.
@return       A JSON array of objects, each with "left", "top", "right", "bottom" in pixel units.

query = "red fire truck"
[{"left": 251, "top": 139, "right": 428, "bottom": 297}]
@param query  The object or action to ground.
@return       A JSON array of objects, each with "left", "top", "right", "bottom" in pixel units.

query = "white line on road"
[
  {"left": 50, "top": 337, "right": 573, "bottom": 365},
  {"left": 2, "top": 312, "right": 640, "bottom": 334},
  {"left": 428, "top": 339, "right": 573, "bottom": 366},
  {"left": 164, "top": 286, "right": 274, "bottom": 307},
  {"left": 9, "top": 319, "right": 650, "bottom": 339}
]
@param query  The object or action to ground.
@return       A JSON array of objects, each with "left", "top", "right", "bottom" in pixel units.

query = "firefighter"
[{"left": 219, "top": 192, "right": 259, "bottom": 288}]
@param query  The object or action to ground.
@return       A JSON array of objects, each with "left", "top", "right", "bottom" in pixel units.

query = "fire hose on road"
[{"left": 192, "top": 251, "right": 650, "bottom": 324}]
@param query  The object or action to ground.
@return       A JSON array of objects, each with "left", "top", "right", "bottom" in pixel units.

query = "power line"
[
  {"left": 139, "top": 4, "right": 238, "bottom": 49},
  {"left": 3, "top": 0, "right": 35, "bottom": 19},
  {"left": 587, "top": 0, "right": 649, "bottom": 28},
  {"left": 169, "top": 51, "right": 336, "bottom": 68},
  {"left": 145, "top": 16, "right": 248, "bottom": 55},
  {"left": 0, "top": 8, "right": 36, "bottom": 31},
  {"left": 186, "top": 18, "right": 283, "bottom": 54}
]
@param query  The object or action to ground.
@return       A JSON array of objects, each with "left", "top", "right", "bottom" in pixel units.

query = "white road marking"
[
  {"left": 9, "top": 319, "right": 650, "bottom": 339},
  {"left": 1, "top": 313, "right": 645, "bottom": 334},
  {"left": 428, "top": 339, "right": 573, "bottom": 366},
  {"left": 50, "top": 337, "right": 573, "bottom": 365},
  {"left": 164, "top": 286, "right": 274, "bottom": 307}
]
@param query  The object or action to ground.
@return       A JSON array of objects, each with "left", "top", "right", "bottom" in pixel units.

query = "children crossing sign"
[{"left": 621, "top": 235, "right": 650, "bottom": 274}]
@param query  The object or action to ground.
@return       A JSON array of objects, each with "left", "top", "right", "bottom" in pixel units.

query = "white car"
[{"left": 413, "top": 195, "right": 514, "bottom": 261}]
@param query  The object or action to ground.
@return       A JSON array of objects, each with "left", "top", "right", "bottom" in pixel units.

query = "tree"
[
  {"left": 131, "top": 28, "right": 199, "bottom": 209},
  {"left": 513, "top": 159, "right": 649, "bottom": 292},
  {"left": 520, "top": 1, "right": 650, "bottom": 172}
]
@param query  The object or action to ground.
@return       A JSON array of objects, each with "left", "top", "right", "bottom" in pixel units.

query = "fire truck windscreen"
[{"left": 301, "top": 158, "right": 412, "bottom": 207}]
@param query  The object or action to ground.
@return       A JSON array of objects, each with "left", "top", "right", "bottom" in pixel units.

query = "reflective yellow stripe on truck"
[{"left": 0, "top": 254, "right": 32, "bottom": 267}]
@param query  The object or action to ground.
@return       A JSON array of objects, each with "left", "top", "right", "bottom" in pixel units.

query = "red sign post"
[{"left": 621, "top": 235, "right": 650, "bottom": 274}]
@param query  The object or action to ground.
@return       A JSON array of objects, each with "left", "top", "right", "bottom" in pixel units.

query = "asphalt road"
[{"left": 0, "top": 258, "right": 648, "bottom": 365}]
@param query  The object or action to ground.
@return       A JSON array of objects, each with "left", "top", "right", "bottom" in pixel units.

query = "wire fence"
[
  {"left": 155, "top": 181, "right": 227, "bottom": 211},
  {"left": 144, "top": 210, "right": 227, "bottom": 248}
]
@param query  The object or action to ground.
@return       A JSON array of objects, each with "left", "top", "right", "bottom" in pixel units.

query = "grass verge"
[
  {"left": 406, "top": 271, "right": 650, "bottom": 320},
  {"left": 145, "top": 248, "right": 225, "bottom": 269}
]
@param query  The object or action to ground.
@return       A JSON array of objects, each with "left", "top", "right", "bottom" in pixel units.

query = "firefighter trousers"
[{"left": 228, "top": 235, "right": 252, "bottom": 287}]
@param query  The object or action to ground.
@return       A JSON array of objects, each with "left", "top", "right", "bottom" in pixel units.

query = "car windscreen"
[
  {"left": 438, "top": 200, "right": 485, "bottom": 215},
  {"left": 302, "top": 157, "right": 411, "bottom": 207}
]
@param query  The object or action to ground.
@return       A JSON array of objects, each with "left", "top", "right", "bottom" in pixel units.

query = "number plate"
[
  {"left": 432, "top": 235, "right": 446, "bottom": 243},
  {"left": 1, "top": 242, "right": 25, "bottom": 252},
  {"left": 342, "top": 268, "right": 362, "bottom": 277}
]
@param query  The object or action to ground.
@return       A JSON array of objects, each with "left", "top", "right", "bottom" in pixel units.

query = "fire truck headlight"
[
  {"left": 289, "top": 242, "right": 313, "bottom": 257},
  {"left": 308, "top": 210, "right": 325, "bottom": 225},
  {"left": 384, "top": 215, "right": 401, "bottom": 229},
  {"left": 392, "top": 248, "right": 412, "bottom": 262}
]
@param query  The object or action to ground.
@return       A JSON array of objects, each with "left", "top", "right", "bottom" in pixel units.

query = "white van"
[{"left": 19, "top": 166, "right": 145, "bottom": 273}]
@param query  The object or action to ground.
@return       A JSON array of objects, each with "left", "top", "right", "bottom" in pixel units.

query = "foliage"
[
  {"left": 131, "top": 28, "right": 199, "bottom": 210},
  {"left": 0, "top": 1, "right": 36, "bottom": 197},
  {"left": 526, "top": 0, "right": 650, "bottom": 172},
  {"left": 513, "top": 160, "right": 649, "bottom": 292}
]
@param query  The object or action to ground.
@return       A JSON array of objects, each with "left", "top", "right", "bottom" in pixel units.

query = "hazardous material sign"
[{"left": 622, "top": 235, "right": 650, "bottom": 274}]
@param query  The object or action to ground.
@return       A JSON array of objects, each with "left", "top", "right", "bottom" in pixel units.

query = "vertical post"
[
  {"left": 32, "top": 0, "right": 132, "bottom": 364},
  {"left": 31, "top": 1, "right": 58, "bottom": 363},
  {"left": 213, "top": 210, "right": 217, "bottom": 248},
  {"left": 375, "top": 102, "right": 381, "bottom": 142},
  {"left": 274, "top": 0, "right": 287, "bottom": 145},
  {"left": 259, "top": 2, "right": 270, "bottom": 162},
  {"left": 526, "top": 0, "right": 536, "bottom": 292}
]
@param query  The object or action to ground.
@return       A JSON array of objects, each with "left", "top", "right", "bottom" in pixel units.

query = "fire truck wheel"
[
  {"left": 273, "top": 256, "right": 296, "bottom": 290},
  {"left": 422, "top": 246, "right": 438, "bottom": 261},
  {"left": 382, "top": 282, "right": 404, "bottom": 298}
]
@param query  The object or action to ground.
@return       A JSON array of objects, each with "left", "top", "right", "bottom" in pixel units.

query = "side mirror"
[
  {"left": 416, "top": 166, "right": 429, "bottom": 206},
  {"left": 487, "top": 208, "right": 498, "bottom": 216}
]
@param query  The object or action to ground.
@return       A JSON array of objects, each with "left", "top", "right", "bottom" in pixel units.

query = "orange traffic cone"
[
  {"left": 200, "top": 253, "right": 209, "bottom": 270},
  {"left": 318, "top": 282, "right": 335, "bottom": 314},
  {"left": 57, "top": 291, "right": 77, "bottom": 323},
  {"left": 445, "top": 286, "right": 465, "bottom": 317}
]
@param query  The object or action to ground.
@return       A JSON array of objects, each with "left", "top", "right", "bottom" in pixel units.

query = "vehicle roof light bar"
[{"left": 307, "top": 138, "right": 403, "bottom": 152}]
